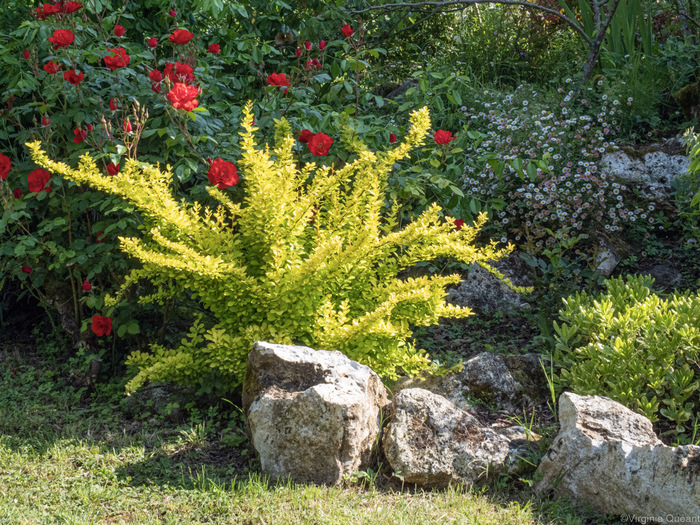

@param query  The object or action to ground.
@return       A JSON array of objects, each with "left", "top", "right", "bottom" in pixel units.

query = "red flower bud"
[
  {"left": 13, "top": 188, "right": 22, "bottom": 199},
  {"left": 87, "top": 123, "right": 93, "bottom": 131},
  {"left": 106, "top": 163, "right": 120, "bottom": 175},
  {"left": 318, "top": 40, "right": 326, "bottom": 50},
  {"left": 82, "top": 280, "right": 92, "bottom": 291},
  {"left": 109, "top": 98, "right": 118, "bottom": 111},
  {"left": 122, "top": 119, "right": 132, "bottom": 133},
  {"left": 341, "top": 24, "right": 354, "bottom": 37},
  {"left": 21, "top": 266, "right": 32, "bottom": 274},
  {"left": 207, "top": 43, "right": 220, "bottom": 54},
  {"left": 73, "top": 127, "right": 87, "bottom": 144},
  {"left": 295, "top": 48, "right": 302, "bottom": 58},
  {"left": 168, "top": 9, "right": 177, "bottom": 17},
  {"left": 42, "top": 116, "right": 50, "bottom": 126},
  {"left": 148, "top": 37, "right": 158, "bottom": 48},
  {"left": 389, "top": 133, "right": 397, "bottom": 143},
  {"left": 454, "top": 218, "right": 465, "bottom": 231},
  {"left": 305, "top": 41, "right": 312, "bottom": 50},
  {"left": 23, "top": 50, "right": 30, "bottom": 59},
  {"left": 114, "top": 24, "right": 125, "bottom": 37},
  {"left": 152, "top": 83, "right": 162, "bottom": 93}
]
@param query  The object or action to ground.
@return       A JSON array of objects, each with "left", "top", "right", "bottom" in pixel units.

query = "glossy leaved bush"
[{"left": 28, "top": 104, "right": 526, "bottom": 393}]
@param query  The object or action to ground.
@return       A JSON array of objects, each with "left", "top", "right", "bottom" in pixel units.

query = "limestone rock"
[
  {"left": 535, "top": 392, "right": 700, "bottom": 521},
  {"left": 242, "top": 341, "right": 389, "bottom": 485},
  {"left": 394, "top": 353, "right": 549, "bottom": 413},
  {"left": 383, "top": 388, "right": 539, "bottom": 488},
  {"left": 448, "top": 264, "right": 528, "bottom": 312}
]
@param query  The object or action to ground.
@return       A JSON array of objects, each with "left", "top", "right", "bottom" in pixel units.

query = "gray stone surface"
[
  {"left": 535, "top": 393, "right": 700, "bottom": 521},
  {"left": 242, "top": 341, "right": 389, "bottom": 485},
  {"left": 383, "top": 388, "right": 539, "bottom": 488}
]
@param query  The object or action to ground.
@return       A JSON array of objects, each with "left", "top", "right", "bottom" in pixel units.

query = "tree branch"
[{"left": 351, "top": 0, "right": 592, "bottom": 45}]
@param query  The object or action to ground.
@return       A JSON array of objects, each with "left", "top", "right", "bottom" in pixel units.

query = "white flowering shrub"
[{"left": 459, "top": 83, "right": 655, "bottom": 252}]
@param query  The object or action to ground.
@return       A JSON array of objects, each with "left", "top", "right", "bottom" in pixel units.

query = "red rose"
[
  {"left": 207, "top": 43, "right": 220, "bottom": 54},
  {"left": 91, "top": 315, "right": 112, "bottom": 336},
  {"left": 304, "top": 60, "right": 314, "bottom": 71},
  {"left": 43, "top": 60, "right": 62, "bottom": 75},
  {"left": 305, "top": 41, "right": 312, "bottom": 50},
  {"left": 298, "top": 129, "right": 314, "bottom": 144},
  {"left": 267, "top": 72, "right": 290, "bottom": 93},
  {"left": 341, "top": 24, "right": 354, "bottom": 37},
  {"left": 64, "top": 69, "right": 84, "bottom": 85},
  {"left": 308, "top": 132, "right": 333, "bottom": 156},
  {"left": 169, "top": 29, "right": 193, "bottom": 45},
  {"left": 168, "top": 9, "right": 177, "bottom": 16},
  {"left": 319, "top": 40, "right": 326, "bottom": 50},
  {"left": 82, "top": 280, "right": 92, "bottom": 291},
  {"left": 106, "top": 163, "right": 120, "bottom": 175},
  {"left": 73, "top": 127, "right": 87, "bottom": 144},
  {"left": 87, "top": 123, "right": 93, "bottom": 131},
  {"left": 23, "top": 50, "right": 30, "bottom": 59},
  {"left": 42, "top": 115, "right": 50, "bottom": 126},
  {"left": 0, "top": 153, "right": 10, "bottom": 180},
  {"left": 114, "top": 24, "right": 125, "bottom": 37},
  {"left": 22, "top": 266, "right": 32, "bottom": 274},
  {"left": 207, "top": 158, "right": 239, "bottom": 189},
  {"left": 27, "top": 168, "right": 51, "bottom": 193},
  {"left": 13, "top": 188, "right": 22, "bottom": 199},
  {"left": 148, "top": 37, "right": 158, "bottom": 48},
  {"left": 295, "top": 48, "right": 301, "bottom": 58},
  {"left": 164, "top": 62, "right": 194, "bottom": 84},
  {"left": 95, "top": 231, "right": 105, "bottom": 243},
  {"left": 312, "top": 58, "right": 321, "bottom": 69},
  {"left": 104, "top": 48, "right": 130, "bottom": 70},
  {"left": 149, "top": 70, "right": 163, "bottom": 83},
  {"left": 454, "top": 218, "right": 465, "bottom": 231},
  {"left": 49, "top": 29, "right": 74, "bottom": 48},
  {"left": 167, "top": 83, "right": 199, "bottom": 111},
  {"left": 109, "top": 98, "right": 118, "bottom": 111},
  {"left": 152, "top": 83, "right": 161, "bottom": 93},
  {"left": 62, "top": 1, "right": 83, "bottom": 14},
  {"left": 434, "top": 130, "right": 456, "bottom": 145},
  {"left": 122, "top": 119, "right": 132, "bottom": 133},
  {"left": 390, "top": 133, "right": 397, "bottom": 143}
]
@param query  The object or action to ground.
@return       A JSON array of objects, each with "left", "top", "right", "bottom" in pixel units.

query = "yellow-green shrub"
[{"left": 28, "top": 104, "right": 518, "bottom": 392}]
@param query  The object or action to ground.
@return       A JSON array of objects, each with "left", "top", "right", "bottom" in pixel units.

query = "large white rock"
[
  {"left": 383, "top": 388, "right": 539, "bottom": 488},
  {"left": 600, "top": 149, "right": 690, "bottom": 200},
  {"left": 535, "top": 392, "right": 700, "bottom": 521},
  {"left": 242, "top": 341, "right": 389, "bottom": 485}
]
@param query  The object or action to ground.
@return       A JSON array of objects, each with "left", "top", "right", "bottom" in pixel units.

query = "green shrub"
[
  {"left": 553, "top": 274, "right": 700, "bottom": 440},
  {"left": 28, "top": 104, "right": 524, "bottom": 393}
]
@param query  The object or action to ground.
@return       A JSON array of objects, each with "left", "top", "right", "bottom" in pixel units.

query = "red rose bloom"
[
  {"left": 91, "top": 315, "right": 112, "bottom": 336},
  {"left": 308, "top": 132, "right": 333, "bottom": 156},
  {"left": 0, "top": 153, "right": 10, "bottom": 180},
  {"left": 114, "top": 24, "right": 125, "bottom": 37},
  {"left": 104, "top": 48, "right": 130, "bottom": 70},
  {"left": 152, "top": 83, "right": 161, "bottom": 93},
  {"left": 149, "top": 70, "right": 163, "bottom": 83},
  {"left": 207, "top": 43, "right": 220, "bottom": 54},
  {"left": 73, "top": 127, "right": 87, "bottom": 144},
  {"left": 267, "top": 72, "right": 290, "bottom": 93},
  {"left": 319, "top": 40, "right": 326, "bottom": 50},
  {"left": 389, "top": 133, "right": 397, "bottom": 143},
  {"left": 167, "top": 83, "right": 199, "bottom": 111},
  {"left": 43, "top": 60, "right": 62, "bottom": 75},
  {"left": 341, "top": 24, "right": 354, "bottom": 37},
  {"left": 148, "top": 37, "right": 158, "bottom": 48},
  {"left": 434, "top": 130, "right": 456, "bottom": 145},
  {"left": 49, "top": 29, "right": 74, "bottom": 48},
  {"left": 168, "top": 9, "right": 177, "bottom": 16},
  {"left": 109, "top": 98, "right": 118, "bottom": 111},
  {"left": 169, "top": 29, "right": 193, "bottom": 45},
  {"left": 164, "top": 62, "right": 194, "bottom": 84},
  {"left": 27, "top": 168, "right": 51, "bottom": 193},
  {"left": 62, "top": 1, "right": 83, "bottom": 14},
  {"left": 13, "top": 188, "right": 22, "bottom": 199},
  {"left": 106, "top": 163, "right": 120, "bottom": 175},
  {"left": 42, "top": 116, "right": 50, "bottom": 126},
  {"left": 22, "top": 266, "right": 32, "bottom": 274},
  {"left": 207, "top": 158, "right": 239, "bottom": 189},
  {"left": 298, "top": 129, "right": 314, "bottom": 144},
  {"left": 23, "top": 50, "right": 30, "bottom": 59},
  {"left": 454, "top": 218, "right": 465, "bottom": 231},
  {"left": 82, "top": 280, "right": 92, "bottom": 291},
  {"left": 64, "top": 69, "right": 84, "bottom": 85}
]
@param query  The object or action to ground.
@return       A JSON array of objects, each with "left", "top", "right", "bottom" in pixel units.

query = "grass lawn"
[{"left": 0, "top": 332, "right": 610, "bottom": 524}]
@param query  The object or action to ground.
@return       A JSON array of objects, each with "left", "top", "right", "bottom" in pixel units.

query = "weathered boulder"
[
  {"left": 600, "top": 145, "right": 689, "bottom": 200},
  {"left": 639, "top": 263, "right": 683, "bottom": 291},
  {"left": 394, "top": 352, "right": 549, "bottom": 413},
  {"left": 383, "top": 388, "right": 540, "bottom": 488},
  {"left": 535, "top": 392, "right": 700, "bottom": 521},
  {"left": 242, "top": 341, "right": 389, "bottom": 485}
]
